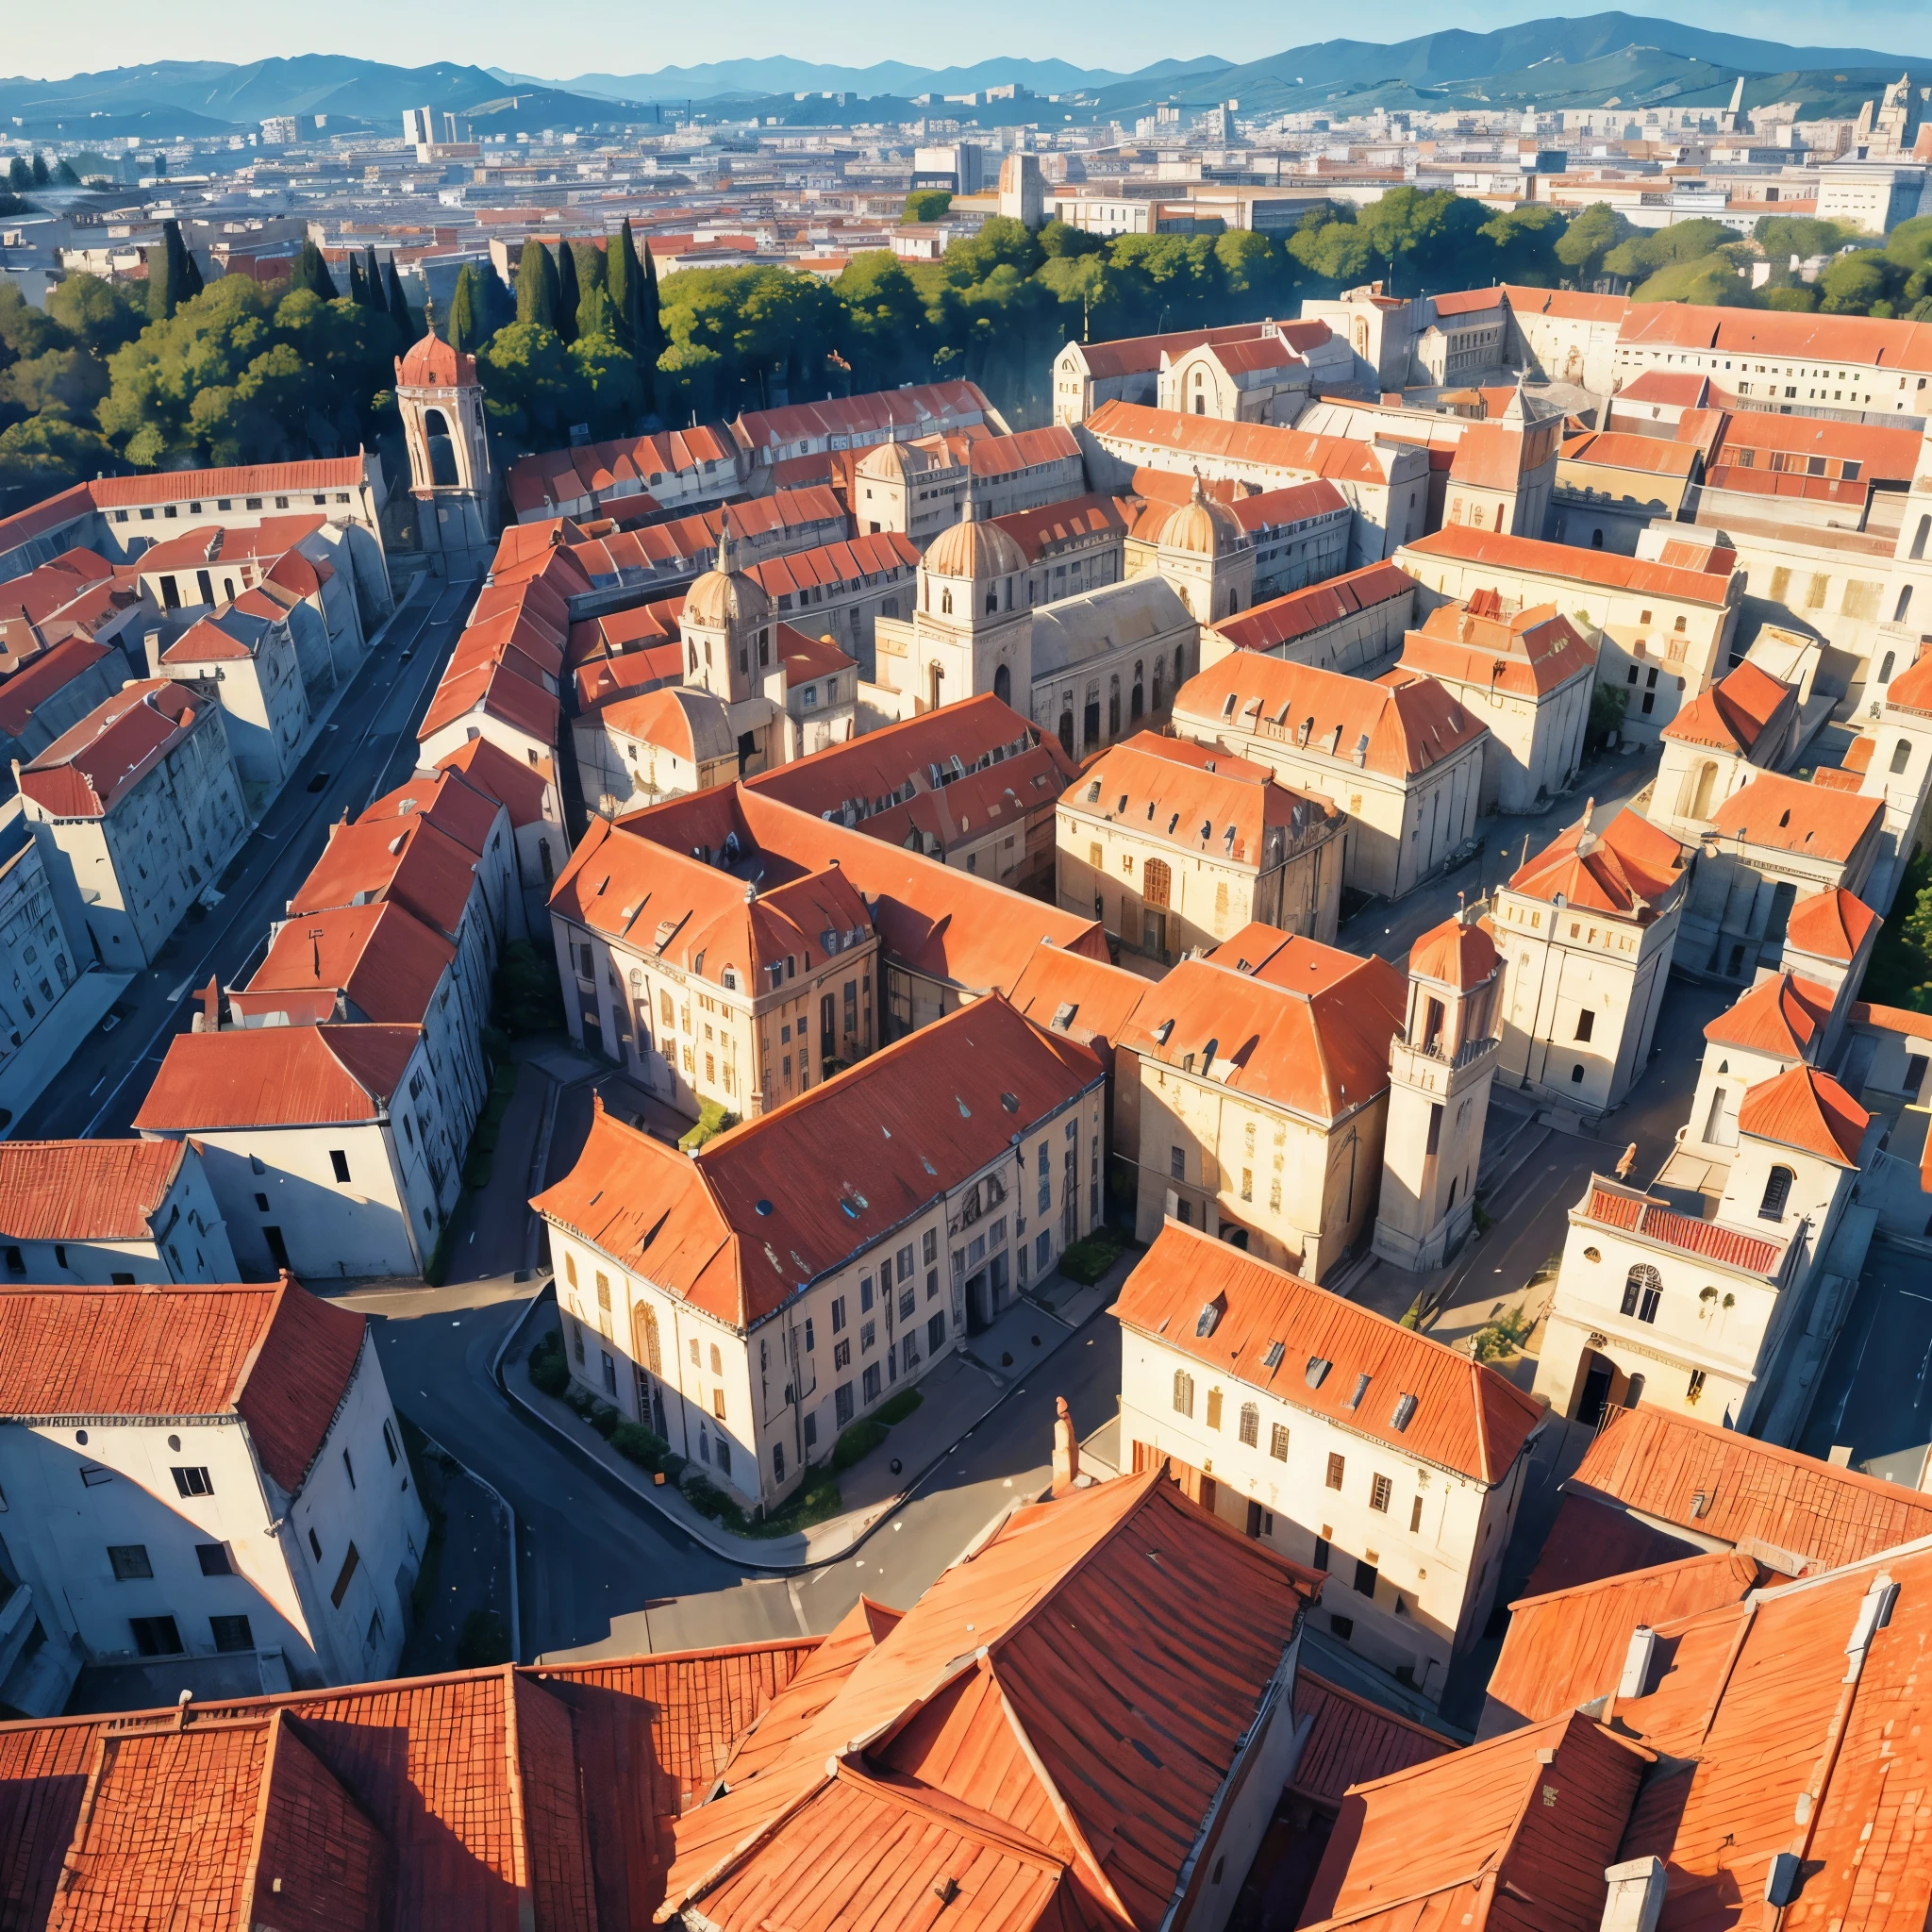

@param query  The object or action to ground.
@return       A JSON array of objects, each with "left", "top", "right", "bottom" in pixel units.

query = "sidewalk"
[
  {"left": 496, "top": 1246, "right": 1135, "bottom": 1570},
  {"left": 0, "top": 967, "right": 131, "bottom": 1134}
]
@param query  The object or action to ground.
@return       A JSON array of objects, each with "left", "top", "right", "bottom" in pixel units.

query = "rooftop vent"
[
  {"left": 1261, "top": 1340, "right": 1285, "bottom": 1371},
  {"left": 1196, "top": 1297, "right": 1224, "bottom": 1339},
  {"left": 1618, "top": 1624, "right": 1657, "bottom": 1700},
  {"left": 1305, "top": 1357, "right": 1331, "bottom": 1391},
  {"left": 1051, "top": 1001, "right": 1076, "bottom": 1031},
  {"left": 755, "top": 1199, "right": 774, "bottom": 1216},
  {"left": 1344, "top": 1372, "right": 1371, "bottom": 1410},
  {"left": 1391, "top": 1392, "right": 1418, "bottom": 1432},
  {"left": 1000, "top": 1091, "right": 1019, "bottom": 1113}
]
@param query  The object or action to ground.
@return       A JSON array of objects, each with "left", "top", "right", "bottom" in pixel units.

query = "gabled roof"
[
  {"left": 533, "top": 999, "right": 1100, "bottom": 1331},
  {"left": 1702, "top": 971, "right": 1833, "bottom": 1063},
  {"left": 89, "top": 457, "right": 371, "bottom": 508},
  {"left": 0, "top": 635, "right": 112, "bottom": 740},
  {"left": 292, "top": 812, "right": 484, "bottom": 942},
  {"left": 419, "top": 654, "right": 559, "bottom": 744},
  {"left": 1615, "top": 301, "right": 1932, "bottom": 374},
  {"left": 1289, "top": 1672, "right": 1454, "bottom": 1813},
  {"left": 1086, "top": 400, "right": 1401, "bottom": 486},
  {"left": 1398, "top": 598, "right": 1595, "bottom": 700},
  {"left": 1006, "top": 939, "right": 1152, "bottom": 1066},
  {"left": 1484, "top": 1551, "right": 1766, "bottom": 1735},
  {"left": 0, "top": 1277, "right": 363, "bottom": 1492},
  {"left": 989, "top": 491, "right": 1129, "bottom": 561},
  {"left": 1567, "top": 1403, "right": 1932, "bottom": 1574},
  {"left": 1736, "top": 1061, "right": 1868, "bottom": 1163},
  {"left": 1783, "top": 884, "right": 1880, "bottom": 962},
  {"left": 357, "top": 767, "right": 507, "bottom": 861},
  {"left": 1658, "top": 657, "right": 1794, "bottom": 753},
  {"left": 1119, "top": 946, "right": 1402, "bottom": 1126},
  {"left": 132, "top": 1024, "right": 423, "bottom": 1133},
  {"left": 1557, "top": 429, "right": 1702, "bottom": 477},
  {"left": 0, "top": 1139, "right": 189, "bottom": 1243},
  {"left": 1506, "top": 807, "right": 1684, "bottom": 919},
  {"left": 1711, "top": 769, "right": 1881, "bottom": 862},
  {"left": 1401, "top": 525, "right": 1737, "bottom": 605},
  {"left": 1115, "top": 1223, "right": 1541, "bottom": 1484},
  {"left": 1068, "top": 320, "right": 1274, "bottom": 382},
  {"left": 234, "top": 900, "right": 455, "bottom": 1028},
  {"left": 18, "top": 680, "right": 207, "bottom": 820},
  {"left": 1175, "top": 653, "right": 1486, "bottom": 781},
  {"left": 1227, "top": 477, "right": 1350, "bottom": 531},
  {"left": 1208, "top": 561, "right": 1415, "bottom": 657},
  {"left": 1297, "top": 1709, "right": 1653, "bottom": 1932},
  {"left": 435, "top": 734, "right": 554, "bottom": 828},
  {"left": 659, "top": 1469, "right": 1320, "bottom": 1931}
]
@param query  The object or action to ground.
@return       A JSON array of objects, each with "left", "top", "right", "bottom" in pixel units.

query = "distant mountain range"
[{"left": 1, "top": 15, "right": 1927, "bottom": 140}]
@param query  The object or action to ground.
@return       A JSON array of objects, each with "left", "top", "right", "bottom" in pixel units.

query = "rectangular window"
[
  {"left": 329, "top": 1149, "right": 351, "bottom": 1183},
  {"left": 1370, "top": 1474, "right": 1391, "bottom": 1513},
  {"left": 341, "top": 1449, "right": 356, "bottom": 1489},
  {"left": 210, "top": 1614, "right": 254, "bottom": 1653},
  {"left": 172, "top": 1466, "right": 213, "bottom": 1498},
  {"left": 928, "top": 1311, "right": 946, "bottom": 1352},
  {"left": 862, "top": 1362, "right": 882, "bottom": 1403},
  {"left": 1325, "top": 1452, "right": 1345, "bottom": 1491},
  {"left": 1312, "top": 1534, "right": 1330, "bottom": 1571},
  {"left": 831, "top": 1296, "right": 846, "bottom": 1334},
  {"left": 1205, "top": 1387, "right": 1224, "bottom": 1430},
  {"left": 860, "top": 1276, "right": 874, "bottom": 1313},
  {"left": 860, "top": 1320, "right": 875, "bottom": 1353},
  {"left": 196, "top": 1542, "right": 232, "bottom": 1577},
  {"left": 1270, "top": 1423, "right": 1290, "bottom": 1461},
  {"left": 1409, "top": 1495, "right": 1424, "bottom": 1533},
  {"left": 711, "top": 1388, "right": 725, "bottom": 1420},
  {"left": 596, "top": 1272, "right": 611, "bottom": 1308},
  {"left": 1574, "top": 1009, "right": 1594, "bottom": 1042},
  {"left": 1354, "top": 1559, "right": 1378, "bottom": 1598},
  {"left": 131, "top": 1615, "right": 183, "bottom": 1657},
  {"left": 835, "top": 1382, "right": 855, "bottom": 1426},
  {"left": 923, "top": 1229, "right": 938, "bottom": 1266},
  {"left": 331, "top": 1541, "right": 360, "bottom": 1609},
  {"left": 1169, "top": 1145, "right": 1186, "bottom": 1181},
  {"left": 835, "top": 1339, "right": 851, "bottom": 1369},
  {"left": 108, "top": 1544, "right": 153, "bottom": 1581}
]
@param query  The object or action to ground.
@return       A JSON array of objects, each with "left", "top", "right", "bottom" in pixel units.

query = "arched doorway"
[
  {"left": 993, "top": 662, "right": 1010, "bottom": 705},
  {"left": 423, "top": 407, "right": 459, "bottom": 487},
  {"left": 1058, "top": 708, "right": 1074, "bottom": 757},
  {"left": 1689, "top": 758, "right": 1718, "bottom": 821}
]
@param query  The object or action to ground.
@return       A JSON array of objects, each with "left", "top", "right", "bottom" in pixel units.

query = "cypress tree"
[
  {"left": 384, "top": 256, "right": 414, "bottom": 337},
  {"left": 30, "top": 154, "right": 49, "bottom": 186},
  {"left": 54, "top": 158, "right": 79, "bottom": 186},
  {"left": 555, "top": 239, "right": 580, "bottom": 344},
  {"left": 348, "top": 257, "right": 366, "bottom": 306},
  {"left": 640, "top": 231, "right": 664, "bottom": 362},
  {"left": 145, "top": 228, "right": 182, "bottom": 322},
  {"left": 6, "top": 158, "right": 28, "bottom": 191},
  {"left": 608, "top": 219, "right": 647, "bottom": 356},
  {"left": 448, "top": 263, "right": 481, "bottom": 357},
  {"left": 362, "top": 243, "right": 383, "bottom": 308},
  {"left": 515, "top": 238, "right": 556, "bottom": 329},
  {"left": 291, "top": 239, "right": 339, "bottom": 301},
  {"left": 179, "top": 230, "right": 204, "bottom": 299}
]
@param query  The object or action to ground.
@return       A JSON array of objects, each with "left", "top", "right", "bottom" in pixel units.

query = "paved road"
[
  {"left": 21, "top": 577, "right": 475, "bottom": 1143},
  {"left": 1340, "top": 741, "right": 1661, "bottom": 968},
  {"left": 1799, "top": 1243, "right": 1932, "bottom": 1469},
  {"left": 341, "top": 1274, "right": 1124, "bottom": 1660}
]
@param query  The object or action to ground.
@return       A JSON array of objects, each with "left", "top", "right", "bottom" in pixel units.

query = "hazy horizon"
[{"left": 4, "top": 0, "right": 1929, "bottom": 87}]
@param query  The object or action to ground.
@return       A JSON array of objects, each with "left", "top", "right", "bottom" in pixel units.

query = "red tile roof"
[
  {"left": 1409, "top": 912, "right": 1499, "bottom": 992},
  {"left": 1883, "top": 644, "right": 1932, "bottom": 714},
  {"left": 734, "top": 380, "right": 994, "bottom": 457},
  {"left": 1087, "top": 400, "right": 1402, "bottom": 487},
  {"left": 1507, "top": 806, "right": 1684, "bottom": 917},
  {"left": 1485, "top": 1551, "right": 1766, "bottom": 1734},
  {"left": 1289, "top": 1672, "right": 1454, "bottom": 1812},
  {"left": 132, "top": 1023, "right": 423, "bottom": 1132},
  {"left": 1006, "top": 939, "right": 1152, "bottom": 1069},
  {"left": 17, "top": 680, "right": 208, "bottom": 820},
  {"left": 0, "top": 637, "right": 114, "bottom": 740},
  {"left": 1849, "top": 998, "right": 1932, "bottom": 1041},
  {"left": 504, "top": 425, "right": 737, "bottom": 516},
  {"left": 1399, "top": 599, "right": 1596, "bottom": 700},
  {"left": 1616, "top": 302, "right": 1932, "bottom": 374},
  {"left": 234, "top": 899, "right": 455, "bottom": 1028},
  {"left": 1567, "top": 1403, "right": 1932, "bottom": 1573},
  {"left": 0, "top": 1139, "right": 189, "bottom": 1243},
  {"left": 1611, "top": 371, "right": 1711, "bottom": 407},
  {"left": 434, "top": 734, "right": 555, "bottom": 828},
  {"left": 1119, "top": 943, "right": 1402, "bottom": 1124},
  {"left": 1579, "top": 1180, "right": 1785, "bottom": 1274},
  {"left": 773, "top": 620, "right": 853, "bottom": 688},
  {"left": 1402, "top": 525, "right": 1738, "bottom": 604},
  {"left": 1558, "top": 429, "right": 1702, "bottom": 477},
  {"left": 1176, "top": 652, "right": 1486, "bottom": 781},
  {"left": 1735, "top": 1061, "right": 1868, "bottom": 1163},
  {"left": 1071, "top": 321, "right": 1275, "bottom": 382},
  {"left": 534, "top": 998, "right": 1100, "bottom": 1331},
  {"left": 0, "top": 1276, "right": 362, "bottom": 1491},
  {"left": 293, "top": 812, "right": 485, "bottom": 942},
  {"left": 744, "top": 530, "right": 919, "bottom": 601},
  {"left": 1784, "top": 884, "right": 1880, "bottom": 962},
  {"left": 419, "top": 655, "right": 560, "bottom": 745},
  {"left": 1209, "top": 560, "right": 1416, "bottom": 656},
  {"left": 1703, "top": 971, "right": 1833, "bottom": 1062},
  {"left": 1709, "top": 769, "right": 1880, "bottom": 863},
  {"left": 131, "top": 513, "right": 328, "bottom": 575},
  {"left": 1297, "top": 1709, "right": 1654, "bottom": 1932},
  {"left": 88, "top": 458, "right": 371, "bottom": 508},
  {"left": 990, "top": 491, "right": 1129, "bottom": 561},
  {"left": 660, "top": 1469, "right": 1320, "bottom": 1931},
  {"left": 967, "top": 422, "right": 1080, "bottom": 476},
  {"left": 1229, "top": 478, "right": 1351, "bottom": 532},
  {"left": 1658, "top": 656, "right": 1794, "bottom": 753},
  {"left": 1115, "top": 1223, "right": 1542, "bottom": 1485}
]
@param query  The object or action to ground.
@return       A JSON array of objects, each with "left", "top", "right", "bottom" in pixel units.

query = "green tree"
[
  {"left": 1763, "top": 284, "right": 1819, "bottom": 311},
  {"left": 1755, "top": 214, "right": 1860, "bottom": 260},
  {"left": 30, "top": 155, "right": 49, "bottom": 187},
  {"left": 447, "top": 263, "right": 484, "bottom": 357},
  {"left": 570, "top": 329, "right": 643, "bottom": 436},
  {"left": 1633, "top": 255, "right": 1757, "bottom": 306},
  {"left": 5, "top": 158, "right": 27, "bottom": 191},
  {"left": 1554, "top": 203, "right": 1635, "bottom": 286},
  {"left": 1038, "top": 218, "right": 1104, "bottom": 260},
  {"left": 0, "top": 343, "right": 109, "bottom": 421},
  {"left": 45, "top": 273, "right": 146, "bottom": 356},
  {"left": 902, "top": 189, "right": 953, "bottom": 222},
  {"left": 0, "top": 281, "right": 72, "bottom": 364},
  {"left": 1289, "top": 215, "right": 1376, "bottom": 288},
  {"left": 555, "top": 239, "right": 580, "bottom": 344},
  {"left": 145, "top": 223, "right": 185, "bottom": 323},
  {"left": 0, "top": 412, "right": 124, "bottom": 499},
  {"left": 347, "top": 257, "right": 367, "bottom": 307},
  {"left": 53, "top": 158, "right": 79, "bottom": 187},
  {"left": 833, "top": 253, "right": 932, "bottom": 385},
  {"left": 640, "top": 229, "right": 664, "bottom": 364},
  {"left": 384, "top": 257, "right": 414, "bottom": 338},
  {"left": 476, "top": 319, "right": 578, "bottom": 442},
  {"left": 655, "top": 338, "right": 721, "bottom": 423},
  {"left": 288, "top": 239, "right": 338, "bottom": 301},
  {"left": 942, "top": 214, "right": 1043, "bottom": 286},
  {"left": 515, "top": 239, "right": 558, "bottom": 329},
  {"left": 360, "top": 244, "right": 383, "bottom": 309},
  {"left": 1479, "top": 203, "right": 1567, "bottom": 285},
  {"left": 607, "top": 219, "right": 646, "bottom": 361},
  {"left": 1602, "top": 219, "right": 1733, "bottom": 283},
  {"left": 1818, "top": 251, "right": 1891, "bottom": 315}
]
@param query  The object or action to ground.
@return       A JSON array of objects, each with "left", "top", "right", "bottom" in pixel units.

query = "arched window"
[
  {"left": 1131, "top": 660, "right": 1144, "bottom": 722},
  {"left": 1108, "top": 674, "right": 1121, "bottom": 737},
  {"left": 940, "top": 588, "right": 953, "bottom": 616},
  {"left": 1759, "top": 1164, "right": 1794, "bottom": 1220},
  {"left": 1591, "top": 528, "right": 1605, "bottom": 549},
  {"left": 422, "top": 407, "right": 458, "bottom": 487},
  {"left": 1173, "top": 1369, "right": 1194, "bottom": 1417},
  {"left": 1621, "top": 1264, "right": 1662, "bottom": 1324},
  {"left": 1892, "top": 738, "right": 1913, "bottom": 775},
  {"left": 1058, "top": 708, "right": 1074, "bottom": 757},
  {"left": 993, "top": 662, "right": 1010, "bottom": 705},
  {"left": 1880, "top": 651, "right": 1897, "bottom": 685},
  {"left": 1238, "top": 1402, "right": 1259, "bottom": 1447},
  {"left": 1896, "top": 585, "right": 1914, "bottom": 625},
  {"left": 1690, "top": 758, "right": 1718, "bottom": 822},
  {"left": 1912, "top": 511, "right": 1930, "bottom": 562}
]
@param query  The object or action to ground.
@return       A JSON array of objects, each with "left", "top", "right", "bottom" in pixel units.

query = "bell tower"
[
  {"left": 395, "top": 319, "right": 497, "bottom": 578},
  {"left": 1373, "top": 904, "right": 1502, "bottom": 1272}
]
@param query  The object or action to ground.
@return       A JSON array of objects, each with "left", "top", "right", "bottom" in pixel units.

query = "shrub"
[
  {"left": 564, "top": 1384, "right": 599, "bottom": 1420},
  {"left": 527, "top": 1331, "right": 569, "bottom": 1397},
  {"left": 610, "top": 1421, "right": 668, "bottom": 1469},
  {"left": 588, "top": 1401, "right": 621, "bottom": 1440},
  {"left": 457, "top": 1609, "right": 511, "bottom": 1668},
  {"left": 1057, "top": 1228, "right": 1127, "bottom": 1286},
  {"left": 678, "top": 1098, "right": 738, "bottom": 1153},
  {"left": 1470, "top": 1307, "right": 1535, "bottom": 1363},
  {"left": 874, "top": 1388, "right": 924, "bottom": 1426},
  {"left": 832, "top": 1418, "right": 890, "bottom": 1470}
]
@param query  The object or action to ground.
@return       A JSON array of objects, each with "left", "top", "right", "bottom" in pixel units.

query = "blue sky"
[{"left": 6, "top": 0, "right": 1928, "bottom": 81}]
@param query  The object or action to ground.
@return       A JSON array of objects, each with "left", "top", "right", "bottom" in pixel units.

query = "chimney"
[
  {"left": 1618, "top": 1624, "right": 1657, "bottom": 1699},
  {"left": 1051, "top": 1395, "right": 1079, "bottom": 1494},
  {"left": 199, "top": 975, "right": 221, "bottom": 1033},
  {"left": 1599, "top": 1857, "right": 1667, "bottom": 1932}
]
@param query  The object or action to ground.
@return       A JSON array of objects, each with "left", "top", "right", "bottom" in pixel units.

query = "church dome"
[
  {"left": 395, "top": 328, "right": 477, "bottom": 390},
  {"left": 924, "top": 508, "right": 1027, "bottom": 582},
  {"left": 683, "top": 518, "right": 773, "bottom": 631},
  {"left": 1158, "top": 477, "right": 1245, "bottom": 558}
]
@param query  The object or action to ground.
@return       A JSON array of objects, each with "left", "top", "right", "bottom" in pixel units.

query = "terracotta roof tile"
[
  {"left": 1568, "top": 1404, "right": 1932, "bottom": 1573},
  {"left": 89, "top": 458, "right": 371, "bottom": 508},
  {"left": 1116, "top": 1224, "right": 1541, "bottom": 1484},
  {"left": 1289, "top": 1672, "right": 1454, "bottom": 1811},
  {"left": 1735, "top": 1061, "right": 1868, "bottom": 1163},
  {"left": 988, "top": 491, "right": 1129, "bottom": 561},
  {"left": 132, "top": 1023, "right": 423, "bottom": 1133},
  {"left": 1399, "top": 600, "right": 1596, "bottom": 700},
  {"left": 1702, "top": 971, "right": 1833, "bottom": 1062},
  {"left": 1408, "top": 913, "right": 1499, "bottom": 991},
  {"left": 292, "top": 812, "right": 485, "bottom": 942},
  {"left": 1209, "top": 561, "right": 1415, "bottom": 656},
  {"left": 434, "top": 735, "right": 554, "bottom": 828},
  {"left": 1507, "top": 807, "right": 1685, "bottom": 917},
  {"left": 1784, "top": 885, "right": 1879, "bottom": 962},
  {"left": 1709, "top": 769, "right": 1881, "bottom": 864},
  {"left": 1558, "top": 429, "right": 1702, "bottom": 477},
  {"left": 18, "top": 680, "right": 206, "bottom": 819},
  {"left": 0, "top": 1138, "right": 187, "bottom": 1243},
  {"left": 1087, "top": 400, "right": 1402, "bottom": 487},
  {"left": 1657, "top": 657, "right": 1793, "bottom": 753},
  {"left": 234, "top": 899, "right": 455, "bottom": 1027},
  {"left": 1072, "top": 321, "right": 1274, "bottom": 382},
  {"left": 1402, "top": 525, "right": 1737, "bottom": 604},
  {"left": 0, "top": 1277, "right": 362, "bottom": 1491},
  {"left": 1579, "top": 1180, "right": 1784, "bottom": 1274}
]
